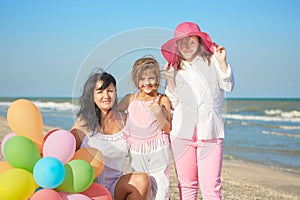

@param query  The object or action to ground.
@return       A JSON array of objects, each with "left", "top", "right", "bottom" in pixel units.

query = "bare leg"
[{"left": 114, "top": 172, "right": 151, "bottom": 200}]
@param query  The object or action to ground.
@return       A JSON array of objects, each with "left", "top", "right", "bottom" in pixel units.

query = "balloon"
[
  {"left": 31, "top": 189, "right": 63, "bottom": 200},
  {"left": 43, "top": 129, "right": 76, "bottom": 164},
  {"left": 81, "top": 183, "right": 112, "bottom": 200},
  {"left": 0, "top": 168, "right": 37, "bottom": 200},
  {"left": 72, "top": 147, "right": 105, "bottom": 178},
  {"left": 59, "top": 192, "right": 91, "bottom": 200},
  {"left": 56, "top": 159, "right": 94, "bottom": 193},
  {"left": 44, "top": 128, "right": 59, "bottom": 141},
  {"left": 33, "top": 157, "right": 65, "bottom": 189},
  {"left": 3, "top": 135, "right": 41, "bottom": 172},
  {"left": 1, "top": 132, "right": 15, "bottom": 158},
  {"left": 0, "top": 161, "right": 13, "bottom": 174},
  {"left": 7, "top": 99, "right": 44, "bottom": 152}
]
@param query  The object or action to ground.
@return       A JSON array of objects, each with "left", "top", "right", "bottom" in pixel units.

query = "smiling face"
[
  {"left": 138, "top": 69, "right": 158, "bottom": 95},
  {"left": 176, "top": 36, "right": 200, "bottom": 62},
  {"left": 93, "top": 80, "right": 116, "bottom": 113}
]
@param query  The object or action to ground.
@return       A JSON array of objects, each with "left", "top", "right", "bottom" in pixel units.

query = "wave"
[
  {"left": 264, "top": 109, "right": 300, "bottom": 118},
  {"left": 0, "top": 101, "right": 74, "bottom": 112},
  {"left": 224, "top": 114, "right": 300, "bottom": 123},
  {"left": 34, "top": 101, "right": 74, "bottom": 111},
  {"left": 262, "top": 131, "right": 300, "bottom": 138}
]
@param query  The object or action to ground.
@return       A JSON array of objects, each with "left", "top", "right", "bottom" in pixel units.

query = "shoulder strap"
[{"left": 155, "top": 94, "right": 162, "bottom": 104}]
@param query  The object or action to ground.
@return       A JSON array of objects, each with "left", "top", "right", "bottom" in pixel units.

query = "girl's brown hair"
[
  {"left": 131, "top": 56, "right": 161, "bottom": 88},
  {"left": 176, "top": 37, "right": 213, "bottom": 70}
]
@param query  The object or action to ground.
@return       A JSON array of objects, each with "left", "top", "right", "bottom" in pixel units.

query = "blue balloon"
[{"left": 33, "top": 157, "right": 65, "bottom": 189}]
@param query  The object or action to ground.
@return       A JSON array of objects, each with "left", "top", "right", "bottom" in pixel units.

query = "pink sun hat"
[{"left": 161, "top": 22, "right": 217, "bottom": 67}]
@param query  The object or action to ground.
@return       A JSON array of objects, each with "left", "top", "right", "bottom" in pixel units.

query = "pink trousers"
[{"left": 171, "top": 135, "right": 223, "bottom": 200}]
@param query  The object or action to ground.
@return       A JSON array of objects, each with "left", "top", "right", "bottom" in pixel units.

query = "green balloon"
[
  {"left": 56, "top": 159, "right": 94, "bottom": 193},
  {"left": 4, "top": 136, "right": 41, "bottom": 172}
]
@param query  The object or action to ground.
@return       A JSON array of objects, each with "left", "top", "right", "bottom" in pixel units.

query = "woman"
[{"left": 70, "top": 70, "right": 151, "bottom": 200}]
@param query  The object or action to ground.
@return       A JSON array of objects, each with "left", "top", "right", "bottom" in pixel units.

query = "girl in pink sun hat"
[{"left": 161, "top": 22, "right": 235, "bottom": 200}]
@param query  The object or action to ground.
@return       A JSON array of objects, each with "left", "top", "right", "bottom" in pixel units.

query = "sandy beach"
[{"left": 1, "top": 116, "right": 300, "bottom": 200}]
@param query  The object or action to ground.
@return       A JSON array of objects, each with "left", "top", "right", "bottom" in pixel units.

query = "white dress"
[{"left": 80, "top": 124, "right": 128, "bottom": 197}]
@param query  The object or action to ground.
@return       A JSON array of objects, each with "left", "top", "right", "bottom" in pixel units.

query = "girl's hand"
[
  {"left": 214, "top": 46, "right": 226, "bottom": 63},
  {"left": 164, "top": 63, "right": 176, "bottom": 92},
  {"left": 214, "top": 46, "right": 228, "bottom": 73},
  {"left": 149, "top": 102, "right": 163, "bottom": 115}
]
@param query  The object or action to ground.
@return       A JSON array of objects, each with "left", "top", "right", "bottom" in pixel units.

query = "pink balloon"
[
  {"left": 81, "top": 183, "right": 112, "bottom": 200},
  {"left": 44, "top": 129, "right": 59, "bottom": 142},
  {"left": 31, "top": 189, "right": 63, "bottom": 200},
  {"left": 59, "top": 192, "right": 91, "bottom": 200},
  {"left": 1, "top": 133, "right": 15, "bottom": 158},
  {"left": 42, "top": 129, "right": 76, "bottom": 164}
]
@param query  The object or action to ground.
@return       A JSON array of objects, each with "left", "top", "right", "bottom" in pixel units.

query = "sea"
[{"left": 0, "top": 97, "right": 300, "bottom": 174}]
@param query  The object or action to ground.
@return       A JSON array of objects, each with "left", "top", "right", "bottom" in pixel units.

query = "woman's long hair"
[{"left": 77, "top": 70, "right": 117, "bottom": 133}]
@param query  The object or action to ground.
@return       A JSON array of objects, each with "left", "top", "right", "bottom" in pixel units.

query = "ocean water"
[{"left": 0, "top": 97, "right": 299, "bottom": 173}]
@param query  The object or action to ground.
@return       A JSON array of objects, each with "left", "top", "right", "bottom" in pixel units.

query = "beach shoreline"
[{"left": 1, "top": 116, "right": 300, "bottom": 200}]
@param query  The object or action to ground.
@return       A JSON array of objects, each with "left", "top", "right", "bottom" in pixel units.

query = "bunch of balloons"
[{"left": 0, "top": 99, "right": 112, "bottom": 200}]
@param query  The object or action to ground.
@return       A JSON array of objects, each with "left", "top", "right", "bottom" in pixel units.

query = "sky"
[{"left": 1, "top": 0, "right": 300, "bottom": 98}]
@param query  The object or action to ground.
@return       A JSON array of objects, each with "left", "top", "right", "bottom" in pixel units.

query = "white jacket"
[{"left": 165, "top": 56, "right": 234, "bottom": 140}]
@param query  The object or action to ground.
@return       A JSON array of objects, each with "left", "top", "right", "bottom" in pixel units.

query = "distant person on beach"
[
  {"left": 161, "top": 21, "right": 235, "bottom": 199},
  {"left": 117, "top": 56, "right": 172, "bottom": 199},
  {"left": 70, "top": 71, "right": 151, "bottom": 200}
]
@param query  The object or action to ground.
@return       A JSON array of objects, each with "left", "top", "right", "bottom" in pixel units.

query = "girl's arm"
[
  {"left": 164, "top": 63, "right": 179, "bottom": 109},
  {"left": 150, "top": 95, "right": 172, "bottom": 133},
  {"left": 116, "top": 94, "right": 134, "bottom": 112},
  {"left": 213, "top": 46, "right": 235, "bottom": 92}
]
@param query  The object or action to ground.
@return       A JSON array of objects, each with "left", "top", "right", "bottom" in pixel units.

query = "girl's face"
[
  {"left": 138, "top": 69, "right": 158, "bottom": 95},
  {"left": 93, "top": 80, "right": 116, "bottom": 112},
  {"left": 176, "top": 36, "right": 199, "bottom": 62}
]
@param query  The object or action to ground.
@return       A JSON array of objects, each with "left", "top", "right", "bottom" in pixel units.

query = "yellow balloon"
[
  {"left": 72, "top": 147, "right": 104, "bottom": 178},
  {"left": 0, "top": 161, "right": 13, "bottom": 174},
  {"left": 7, "top": 99, "right": 44, "bottom": 152},
  {"left": 0, "top": 168, "right": 38, "bottom": 200}
]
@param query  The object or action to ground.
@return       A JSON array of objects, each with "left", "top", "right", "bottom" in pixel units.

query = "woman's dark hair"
[{"left": 77, "top": 70, "right": 117, "bottom": 133}]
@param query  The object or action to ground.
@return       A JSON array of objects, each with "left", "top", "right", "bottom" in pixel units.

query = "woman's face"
[
  {"left": 93, "top": 80, "right": 116, "bottom": 112},
  {"left": 176, "top": 36, "right": 199, "bottom": 62}
]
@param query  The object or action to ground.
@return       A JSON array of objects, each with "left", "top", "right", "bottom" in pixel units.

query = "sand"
[{"left": 1, "top": 116, "right": 300, "bottom": 200}]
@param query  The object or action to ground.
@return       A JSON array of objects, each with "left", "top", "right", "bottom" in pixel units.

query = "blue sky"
[{"left": 1, "top": 0, "right": 300, "bottom": 98}]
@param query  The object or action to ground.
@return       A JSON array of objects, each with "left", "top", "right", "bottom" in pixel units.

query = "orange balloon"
[
  {"left": 72, "top": 147, "right": 104, "bottom": 178},
  {"left": 7, "top": 99, "right": 44, "bottom": 152},
  {"left": 0, "top": 161, "right": 13, "bottom": 174}
]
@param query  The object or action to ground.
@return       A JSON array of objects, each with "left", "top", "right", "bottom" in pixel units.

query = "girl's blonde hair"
[
  {"left": 131, "top": 56, "right": 161, "bottom": 88},
  {"left": 176, "top": 36, "right": 213, "bottom": 70}
]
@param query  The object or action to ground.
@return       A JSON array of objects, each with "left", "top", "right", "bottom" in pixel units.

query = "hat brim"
[{"left": 161, "top": 31, "right": 216, "bottom": 67}]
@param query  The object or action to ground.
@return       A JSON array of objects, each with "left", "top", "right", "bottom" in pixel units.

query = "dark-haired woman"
[{"left": 71, "top": 71, "right": 151, "bottom": 200}]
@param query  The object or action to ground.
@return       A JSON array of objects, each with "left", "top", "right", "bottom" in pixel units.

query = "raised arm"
[
  {"left": 149, "top": 95, "right": 172, "bottom": 133},
  {"left": 116, "top": 94, "right": 134, "bottom": 112}
]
